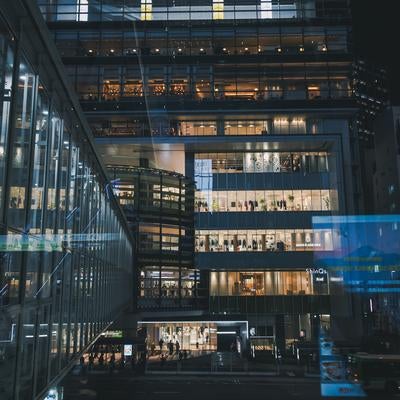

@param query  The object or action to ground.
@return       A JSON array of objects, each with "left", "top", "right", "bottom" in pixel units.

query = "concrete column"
[{"left": 217, "top": 118, "right": 224, "bottom": 136}]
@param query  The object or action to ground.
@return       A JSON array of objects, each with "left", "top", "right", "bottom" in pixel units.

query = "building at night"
[
  {"left": 107, "top": 165, "right": 198, "bottom": 311},
  {"left": 372, "top": 107, "right": 400, "bottom": 214},
  {"left": 0, "top": 1, "right": 134, "bottom": 399},
  {"left": 352, "top": 60, "right": 388, "bottom": 214},
  {"left": 37, "top": 0, "right": 371, "bottom": 353}
]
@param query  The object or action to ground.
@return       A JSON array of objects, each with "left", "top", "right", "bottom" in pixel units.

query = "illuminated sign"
[
  {"left": 44, "top": 387, "right": 63, "bottom": 400},
  {"left": 0, "top": 233, "right": 119, "bottom": 252},
  {"left": 124, "top": 344, "right": 133, "bottom": 356},
  {"left": 253, "top": 345, "right": 270, "bottom": 351},
  {"left": 102, "top": 330, "right": 123, "bottom": 338},
  {"left": 306, "top": 268, "right": 327, "bottom": 274}
]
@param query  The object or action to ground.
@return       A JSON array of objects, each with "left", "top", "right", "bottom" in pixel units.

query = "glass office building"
[
  {"left": 37, "top": 0, "right": 367, "bottom": 352},
  {"left": 0, "top": 1, "right": 134, "bottom": 399},
  {"left": 108, "top": 165, "right": 199, "bottom": 309}
]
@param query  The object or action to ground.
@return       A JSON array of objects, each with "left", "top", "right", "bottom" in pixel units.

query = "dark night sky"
[{"left": 351, "top": 0, "right": 400, "bottom": 104}]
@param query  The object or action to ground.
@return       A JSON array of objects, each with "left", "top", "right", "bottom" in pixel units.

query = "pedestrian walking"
[
  {"left": 88, "top": 354, "right": 94, "bottom": 370},
  {"left": 109, "top": 358, "right": 115, "bottom": 375},
  {"left": 160, "top": 353, "right": 166, "bottom": 367},
  {"left": 98, "top": 354, "right": 104, "bottom": 367},
  {"left": 131, "top": 356, "right": 136, "bottom": 372}
]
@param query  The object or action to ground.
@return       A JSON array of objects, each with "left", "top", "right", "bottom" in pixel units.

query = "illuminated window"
[
  {"left": 141, "top": 0, "right": 152, "bottom": 21},
  {"left": 210, "top": 270, "right": 329, "bottom": 296},
  {"left": 260, "top": 0, "right": 272, "bottom": 19},
  {"left": 76, "top": 0, "right": 88, "bottom": 22},
  {"left": 213, "top": 0, "right": 224, "bottom": 20}
]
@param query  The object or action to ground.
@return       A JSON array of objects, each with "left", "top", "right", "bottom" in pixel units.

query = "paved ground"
[
  {"left": 60, "top": 373, "right": 400, "bottom": 400},
  {"left": 62, "top": 375, "right": 321, "bottom": 400},
  {"left": 61, "top": 352, "right": 398, "bottom": 399},
  {"left": 86, "top": 351, "right": 320, "bottom": 376}
]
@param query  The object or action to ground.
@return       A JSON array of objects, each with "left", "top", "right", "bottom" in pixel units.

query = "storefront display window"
[
  {"left": 140, "top": 267, "right": 197, "bottom": 299},
  {"left": 224, "top": 120, "right": 265, "bottom": 135},
  {"left": 210, "top": 270, "right": 329, "bottom": 296},
  {"left": 141, "top": 322, "right": 217, "bottom": 352},
  {"left": 195, "top": 189, "right": 337, "bottom": 213},
  {"left": 180, "top": 121, "right": 217, "bottom": 136},
  {"left": 195, "top": 151, "right": 330, "bottom": 174},
  {"left": 196, "top": 228, "right": 337, "bottom": 252}
]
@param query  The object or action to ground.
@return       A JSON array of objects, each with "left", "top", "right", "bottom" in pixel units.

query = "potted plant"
[
  {"left": 288, "top": 194, "right": 295, "bottom": 210},
  {"left": 212, "top": 199, "right": 219, "bottom": 212},
  {"left": 259, "top": 198, "right": 268, "bottom": 211},
  {"left": 323, "top": 196, "right": 330, "bottom": 210}
]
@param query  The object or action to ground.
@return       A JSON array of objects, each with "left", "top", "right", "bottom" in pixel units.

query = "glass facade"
[
  {"left": 140, "top": 266, "right": 197, "bottom": 299},
  {"left": 210, "top": 270, "right": 329, "bottom": 296},
  {"left": 195, "top": 189, "right": 338, "bottom": 212},
  {"left": 0, "top": 6, "right": 133, "bottom": 400},
  {"left": 108, "top": 166, "right": 199, "bottom": 309},
  {"left": 196, "top": 228, "right": 339, "bottom": 252},
  {"left": 139, "top": 321, "right": 218, "bottom": 353},
  {"left": 51, "top": 26, "right": 348, "bottom": 58},
  {"left": 63, "top": 62, "right": 352, "bottom": 104},
  {"left": 195, "top": 151, "right": 331, "bottom": 173},
  {"left": 37, "top": 0, "right": 359, "bottom": 354},
  {"left": 38, "top": 0, "right": 351, "bottom": 22},
  {"left": 89, "top": 116, "right": 343, "bottom": 137}
]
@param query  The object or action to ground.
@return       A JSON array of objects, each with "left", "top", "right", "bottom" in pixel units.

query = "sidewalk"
[
  {"left": 145, "top": 351, "right": 320, "bottom": 378},
  {"left": 131, "top": 374, "right": 320, "bottom": 383},
  {"left": 145, "top": 370, "right": 320, "bottom": 378}
]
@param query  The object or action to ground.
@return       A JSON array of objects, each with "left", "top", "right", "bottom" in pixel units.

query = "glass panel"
[
  {"left": 0, "top": 36, "right": 13, "bottom": 216},
  {"left": 46, "top": 112, "right": 62, "bottom": 233},
  {"left": 29, "top": 85, "right": 49, "bottom": 233},
  {"left": 8, "top": 58, "right": 36, "bottom": 229}
]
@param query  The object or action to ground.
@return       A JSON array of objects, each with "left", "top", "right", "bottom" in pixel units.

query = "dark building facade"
[
  {"left": 0, "top": 1, "right": 134, "bottom": 399},
  {"left": 38, "top": 0, "right": 368, "bottom": 352},
  {"left": 372, "top": 107, "right": 400, "bottom": 214},
  {"left": 352, "top": 60, "right": 388, "bottom": 214}
]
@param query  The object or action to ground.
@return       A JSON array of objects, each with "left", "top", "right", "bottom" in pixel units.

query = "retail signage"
[
  {"left": 123, "top": 344, "right": 133, "bottom": 356},
  {"left": 253, "top": 345, "right": 270, "bottom": 351},
  {"left": 44, "top": 387, "right": 63, "bottom": 400},
  {"left": 102, "top": 330, "right": 123, "bottom": 338},
  {"left": 306, "top": 268, "right": 327, "bottom": 274}
]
